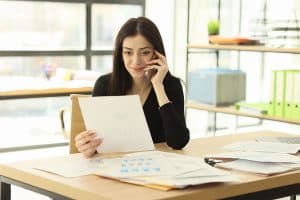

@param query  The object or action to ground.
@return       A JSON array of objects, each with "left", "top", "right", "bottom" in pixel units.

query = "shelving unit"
[
  {"left": 186, "top": 43, "right": 300, "bottom": 125},
  {"left": 185, "top": 0, "right": 300, "bottom": 133},
  {"left": 187, "top": 101, "right": 300, "bottom": 125},
  {"left": 186, "top": 43, "right": 300, "bottom": 128},
  {"left": 188, "top": 44, "right": 300, "bottom": 54}
]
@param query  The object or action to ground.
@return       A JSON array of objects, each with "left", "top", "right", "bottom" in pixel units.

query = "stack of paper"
[
  {"left": 35, "top": 151, "right": 238, "bottom": 190},
  {"left": 205, "top": 141, "right": 300, "bottom": 176},
  {"left": 223, "top": 141, "right": 300, "bottom": 154},
  {"left": 94, "top": 151, "right": 237, "bottom": 189},
  {"left": 216, "top": 160, "right": 300, "bottom": 175}
]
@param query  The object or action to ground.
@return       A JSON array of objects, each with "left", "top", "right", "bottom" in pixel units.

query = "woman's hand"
[
  {"left": 145, "top": 50, "right": 169, "bottom": 86},
  {"left": 75, "top": 130, "right": 103, "bottom": 158}
]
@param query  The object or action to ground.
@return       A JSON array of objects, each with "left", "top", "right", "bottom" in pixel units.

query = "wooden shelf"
[
  {"left": 0, "top": 87, "right": 93, "bottom": 100},
  {"left": 187, "top": 101, "right": 300, "bottom": 125},
  {"left": 188, "top": 44, "right": 300, "bottom": 54}
]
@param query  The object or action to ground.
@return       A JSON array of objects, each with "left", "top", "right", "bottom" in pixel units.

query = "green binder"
[
  {"left": 284, "top": 70, "right": 294, "bottom": 119},
  {"left": 237, "top": 69, "right": 300, "bottom": 121},
  {"left": 273, "top": 70, "right": 286, "bottom": 118},
  {"left": 284, "top": 70, "right": 295, "bottom": 119},
  {"left": 291, "top": 71, "right": 300, "bottom": 120}
]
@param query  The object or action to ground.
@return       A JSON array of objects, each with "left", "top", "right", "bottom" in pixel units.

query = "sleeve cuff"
[{"left": 158, "top": 101, "right": 172, "bottom": 111}]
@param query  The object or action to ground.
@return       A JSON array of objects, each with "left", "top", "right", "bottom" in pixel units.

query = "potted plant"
[{"left": 207, "top": 20, "right": 220, "bottom": 35}]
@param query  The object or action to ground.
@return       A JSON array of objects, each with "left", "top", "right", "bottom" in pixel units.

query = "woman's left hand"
[{"left": 145, "top": 50, "right": 169, "bottom": 86}]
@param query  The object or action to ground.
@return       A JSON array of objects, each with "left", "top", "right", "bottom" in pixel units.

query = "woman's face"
[{"left": 122, "top": 34, "right": 154, "bottom": 79}]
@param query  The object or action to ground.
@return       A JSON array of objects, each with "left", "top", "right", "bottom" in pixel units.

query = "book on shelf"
[
  {"left": 288, "top": 71, "right": 300, "bottom": 120},
  {"left": 235, "top": 70, "right": 300, "bottom": 121},
  {"left": 273, "top": 70, "right": 286, "bottom": 117},
  {"left": 208, "top": 35, "right": 260, "bottom": 45},
  {"left": 273, "top": 70, "right": 300, "bottom": 121}
]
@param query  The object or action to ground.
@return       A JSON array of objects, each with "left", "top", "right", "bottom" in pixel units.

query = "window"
[
  {"left": 0, "top": 0, "right": 144, "bottom": 76},
  {"left": 0, "top": 0, "right": 145, "bottom": 151},
  {"left": 92, "top": 4, "right": 142, "bottom": 50}
]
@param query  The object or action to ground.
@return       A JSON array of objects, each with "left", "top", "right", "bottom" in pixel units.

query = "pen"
[{"left": 204, "top": 158, "right": 223, "bottom": 166}]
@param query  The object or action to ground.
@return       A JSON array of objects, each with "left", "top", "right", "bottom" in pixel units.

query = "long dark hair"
[{"left": 109, "top": 17, "right": 172, "bottom": 95}]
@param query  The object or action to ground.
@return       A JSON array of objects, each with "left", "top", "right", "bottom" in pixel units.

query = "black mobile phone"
[
  {"left": 145, "top": 54, "right": 158, "bottom": 81},
  {"left": 145, "top": 68, "right": 157, "bottom": 81}
]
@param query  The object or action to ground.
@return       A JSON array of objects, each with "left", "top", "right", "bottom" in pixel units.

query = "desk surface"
[
  {"left": 0, "top": 87, "right": 93, "bottom": 99},
  {"left": 1, "top": 130, "right": 299, "bottom": 200},
  {"left": 0, "top": 77, "right": 94, "bottom": 99}
]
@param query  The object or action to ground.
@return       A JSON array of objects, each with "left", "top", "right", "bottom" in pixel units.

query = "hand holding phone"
[
  {"left": 145, "top": 68, "right": 157, "bottom": 81},
  {"left": 145, "top": 54, "right": 158, "bottom": 81},
  {"left": 144, "top": 50, "right": 169, "bottom": 85}
]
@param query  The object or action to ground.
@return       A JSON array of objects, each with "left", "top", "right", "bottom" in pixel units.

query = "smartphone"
[
  {"left": 145, "top": 54, "right": 158, "bottom": 81},
  {"left": 145, "top": 68, "right": 157, "bottom": 81}
]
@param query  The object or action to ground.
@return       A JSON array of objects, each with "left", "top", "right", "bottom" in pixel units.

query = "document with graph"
[{"left": 78, "top": 95, "right": 155, "bottom": 153}]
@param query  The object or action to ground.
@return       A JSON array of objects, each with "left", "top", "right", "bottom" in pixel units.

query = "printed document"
[
  {"left": 34, "top": 150, "right": 237, "bottom": 190},
  {"left": 34, "top": 154, "right": 104, "bottom": 177},
  {"left": 79, "top": 95, "right": 155, "bottom": 153},
  {"left": 93, "top": 150, "right": 237, "bottom": 188},
  {"left": 216, "top": 160, "right": 300, "bottom": 175},
  {"left": 206, "top": 151, "right": 300, "bottom": 163},
  {"left": 223, "top": 141, "right": 300, "bottom": 154}
]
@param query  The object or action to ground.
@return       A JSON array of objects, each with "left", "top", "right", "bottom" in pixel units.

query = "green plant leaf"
[{"left": 207, "top": 20, "right": 220, "bottom": 35}]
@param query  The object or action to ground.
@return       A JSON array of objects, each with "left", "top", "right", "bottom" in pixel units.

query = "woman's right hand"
[{"left": 75, "top": 130, "right": 103, "bottom": 158}]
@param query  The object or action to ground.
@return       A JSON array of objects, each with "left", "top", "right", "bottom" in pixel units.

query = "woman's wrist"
[
  {"left": 153, "top": 83, "right": 170, "bottom": 107},
  {"left": 152, "top": 82, "right": 164, "bottom": 91}
]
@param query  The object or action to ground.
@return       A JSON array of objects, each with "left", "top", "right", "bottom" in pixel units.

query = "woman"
[{"left": 76, "top": 17, "right": 190, "bottom": 157}]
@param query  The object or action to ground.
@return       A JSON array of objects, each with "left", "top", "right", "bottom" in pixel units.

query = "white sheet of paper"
[
  {"left": 34, "top": 154, "right": 104, "bottom": 178},
  {"left": 79, "top": 95, "right": 155, "bottom": 153},
  {"left": 124, "top": 150, "right": 208, "bottom": 174},
  {"left": 223, "top": 141, "right": 300, "bottom": 154},
  {"left": 34, "top": 150, "right": 238, "bottom": 189},
  {"left": 206, "top": 151, "right": 300, "bottom": 163},
  {"left": 97, "top": 151, "right": 227, "bottom": 178},
  {"left": 93, "top": 150, "right": 237, "bottom": 188},
  {"left": 97, "top": 155, "right": 179, "bottom": 178},
  {"left": 216, "top": 160, "right": 300, "bottom": 175}
]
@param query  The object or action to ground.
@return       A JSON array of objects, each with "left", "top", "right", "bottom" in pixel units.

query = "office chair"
[{"left": 69, "top": 94, "right": 90, "bottom": 154}]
